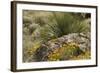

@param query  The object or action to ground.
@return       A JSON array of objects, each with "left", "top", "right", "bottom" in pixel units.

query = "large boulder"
[{"left": 35, "top": 33, "right": 90, "bottom": 61}]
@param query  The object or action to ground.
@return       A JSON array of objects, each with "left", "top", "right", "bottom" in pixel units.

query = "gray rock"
[{"left": 35, "top": 33, "right": 90, "bottom": 61}]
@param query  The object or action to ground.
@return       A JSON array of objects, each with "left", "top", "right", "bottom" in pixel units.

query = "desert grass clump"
[{"left": 46, "top": 12, "right": 89, "bottom": 38}]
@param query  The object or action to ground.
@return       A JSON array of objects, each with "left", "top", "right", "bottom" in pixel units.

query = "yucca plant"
[{"left": 47, "top": 12, "right": 89, "bottom": 38}]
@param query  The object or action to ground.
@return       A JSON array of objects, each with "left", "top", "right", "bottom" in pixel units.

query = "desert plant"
[{"left": 47, "top": 12, "right": 89, "bottom": 38}]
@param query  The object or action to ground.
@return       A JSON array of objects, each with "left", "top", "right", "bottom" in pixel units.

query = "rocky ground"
[{"left": 26, "top": 32, "right": 91, "bottom": 62}]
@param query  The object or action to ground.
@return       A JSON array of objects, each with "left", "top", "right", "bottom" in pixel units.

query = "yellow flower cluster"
[
  {"left": 47, "top": 48, "right": 61, "bottom": 61},
  {"left": 47, "top": 42, "right": 82, "bottom": 61},
  {"left": 26, "top": 43, "right": 41, "bottom": 57}
]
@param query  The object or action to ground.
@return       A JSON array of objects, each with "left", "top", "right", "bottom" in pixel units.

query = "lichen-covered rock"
[{"left": 35, "top": 33, "right": 90, "bottom": 61}]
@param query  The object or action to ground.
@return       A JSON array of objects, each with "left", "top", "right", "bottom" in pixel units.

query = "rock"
[
  {"left": 35, "top": 44, "right": 49, "bottom": 61},
  {"left": 35, "top": 33, "right": 90, "bottom": 61}
]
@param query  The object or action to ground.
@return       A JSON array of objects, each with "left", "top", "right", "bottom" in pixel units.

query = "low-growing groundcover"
[{"left": 23, "top": 10, "right": 91, "bottom": 62}]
